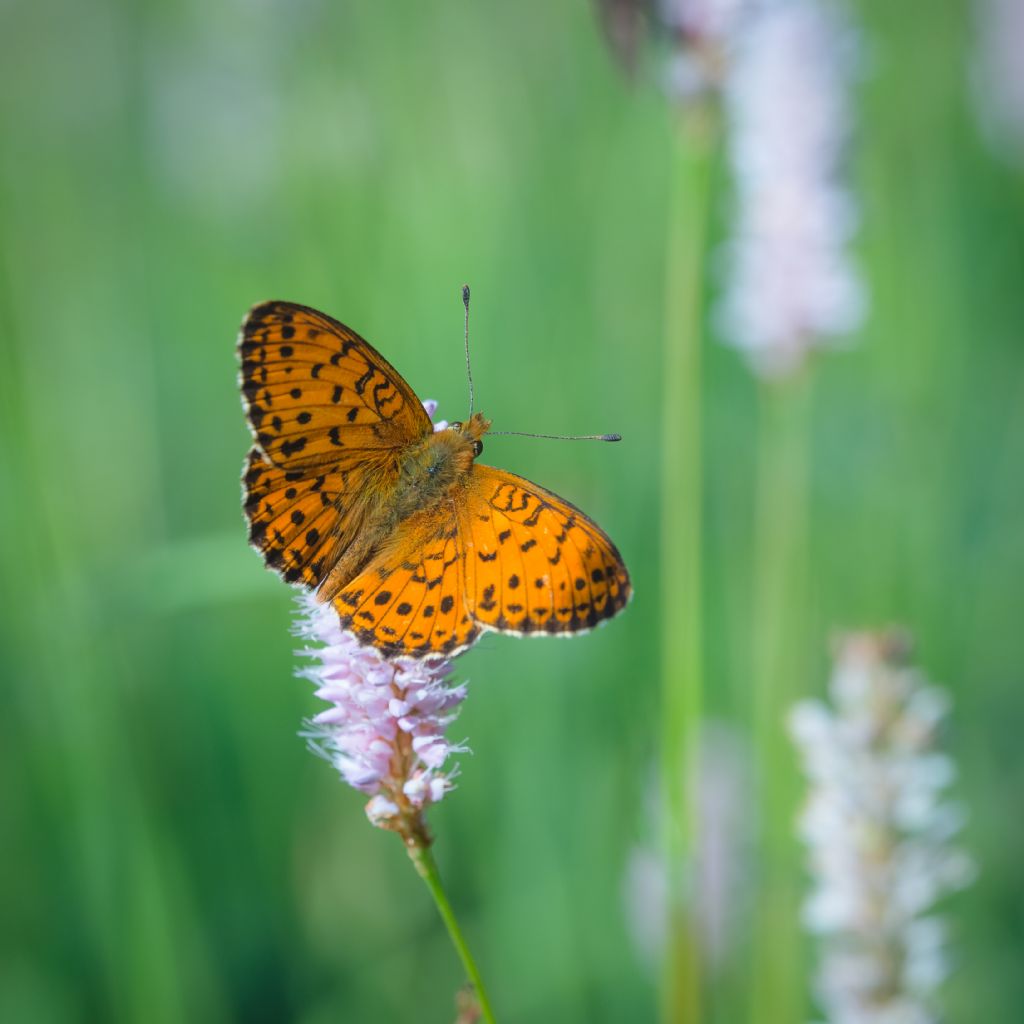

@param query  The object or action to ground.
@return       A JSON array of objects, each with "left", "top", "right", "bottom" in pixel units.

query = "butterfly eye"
[
  {"left": 449, "top": 420, "right": 463, "bottom": 431},
  {"left": 472, "top": 439, "right": 484, "bottom": 457}
]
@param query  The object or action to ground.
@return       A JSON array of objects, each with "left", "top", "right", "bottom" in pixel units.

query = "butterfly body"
[
  {"left": 239, "top": 301, "right": 630, "bottom": 659},
  {"left": 307, "top": 413, "right": 489, "bottom": 601},
  {"left": 390, "top": 413, "right": 489, "bottom": 524}
]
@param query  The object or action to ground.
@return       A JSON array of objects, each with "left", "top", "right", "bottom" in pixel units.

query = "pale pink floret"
[{"left": 421, "top": 398, "right": 449, "bottom": 433}]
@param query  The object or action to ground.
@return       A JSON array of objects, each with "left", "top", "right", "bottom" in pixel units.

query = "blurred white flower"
[
  {"left": 790, "top": 632, "right": 975, "bottom": 1024},
  {"left": 624, "top": 722, "right": 753, "bottom": 973},
  {"left": 625, "top": 844, "right": 669, "bottom": 964},
  {"left": 717, "top": 0, "right": 866, "bottom": 376},
  {"left": 970, "top": 0, "right": 1024, "bottom": 165}
]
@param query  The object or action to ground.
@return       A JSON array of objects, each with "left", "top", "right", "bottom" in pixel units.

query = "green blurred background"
[{"left": 1, "top": 1, "right": 1021, "bottom": 1022}]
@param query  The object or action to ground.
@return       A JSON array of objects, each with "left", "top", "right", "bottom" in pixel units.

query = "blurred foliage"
[{"left": 0, "top": 1, "right": 1021, "bottom": 1022}]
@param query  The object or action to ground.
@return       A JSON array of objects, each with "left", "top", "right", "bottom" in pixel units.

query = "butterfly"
[{"left": 238, "top": 300, "right": 631, "bottom": 659}]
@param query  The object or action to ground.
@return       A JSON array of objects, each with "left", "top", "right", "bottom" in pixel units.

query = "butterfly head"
[{"left": 447, "top": 411, "right": 492, "bottom": 459}]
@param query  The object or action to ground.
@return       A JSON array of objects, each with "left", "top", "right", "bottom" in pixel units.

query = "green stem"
[
  {"left": 748, "top": 371, "right": 813, "bottom": 1024},
  {"left": 659, "top": 107, "right": 718, "bottom": 1024},
  {"left": 407, "top": 838, "right": 498, "bottom": 1024}
]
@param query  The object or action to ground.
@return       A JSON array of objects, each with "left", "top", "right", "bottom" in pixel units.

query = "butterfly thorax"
[{"left": 390, "top": 413, "right": 492, "bottom": 524}]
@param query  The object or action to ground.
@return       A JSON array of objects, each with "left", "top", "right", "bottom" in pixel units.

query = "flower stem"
[
  {"left": 406, "top": 836, "right": 498, "bottom": 1024},
  {"left": 660, "top": 105, "right": 718, "bottom": 1024},
  {"left": 749, "top": 371, "right": 813, "bottom": 1024}
]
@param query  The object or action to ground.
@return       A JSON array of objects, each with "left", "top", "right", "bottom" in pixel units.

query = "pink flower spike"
[{"left": 294, "top": 594, "right": 470, "bottom": 831}]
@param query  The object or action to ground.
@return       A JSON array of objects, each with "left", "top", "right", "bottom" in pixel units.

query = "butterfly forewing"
[
  {"left": 239, "top": 301, "right": 432, "bottom": 470},
  {"left": 239, "top": 301, "right": 431, "bottom": 589}
]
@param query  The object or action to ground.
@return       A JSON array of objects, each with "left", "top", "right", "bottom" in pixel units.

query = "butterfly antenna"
[
  {"left": 490, "top": 430, "right": 622, "bottom": 442},
  {"left": 462, "top": 284, "right": 475, "bottom": 418}
]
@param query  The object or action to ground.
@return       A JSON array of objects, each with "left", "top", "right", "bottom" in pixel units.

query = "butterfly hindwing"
[
  {"left": 329, "top": 504, "right": 480, "bottom": 658},
  {"left": 243, "top": 447, "right": 353, "bottom": 587},
  {"left": 238, "top": 301, "right": 432, "bottom": 471},
  {"left": 459, "top": 465, "right": 631, "bottom": 638}
]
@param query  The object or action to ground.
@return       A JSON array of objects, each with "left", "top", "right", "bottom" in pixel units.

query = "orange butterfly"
[{"left": 239, "top": 300, "right": 631, "bottom": 658}]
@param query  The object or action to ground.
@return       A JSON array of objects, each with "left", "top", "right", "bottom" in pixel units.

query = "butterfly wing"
[
  {"left": 328, "top": 465, "right": 630, "bottom": 659},
  {"left": 244, "top": 446, "right": 364, "bottom": 587},
  {"left": 459, "top": 464, "right": 631, "bottom": 637},
  {"left": 239, "top": 301, "right": 432, "bottom": 587},
  {"left": 238, "top": 300, "right": 432, "bottom": 471},
  {"left": 330, "top": 504, "right": 481, "bottom": 658}
]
